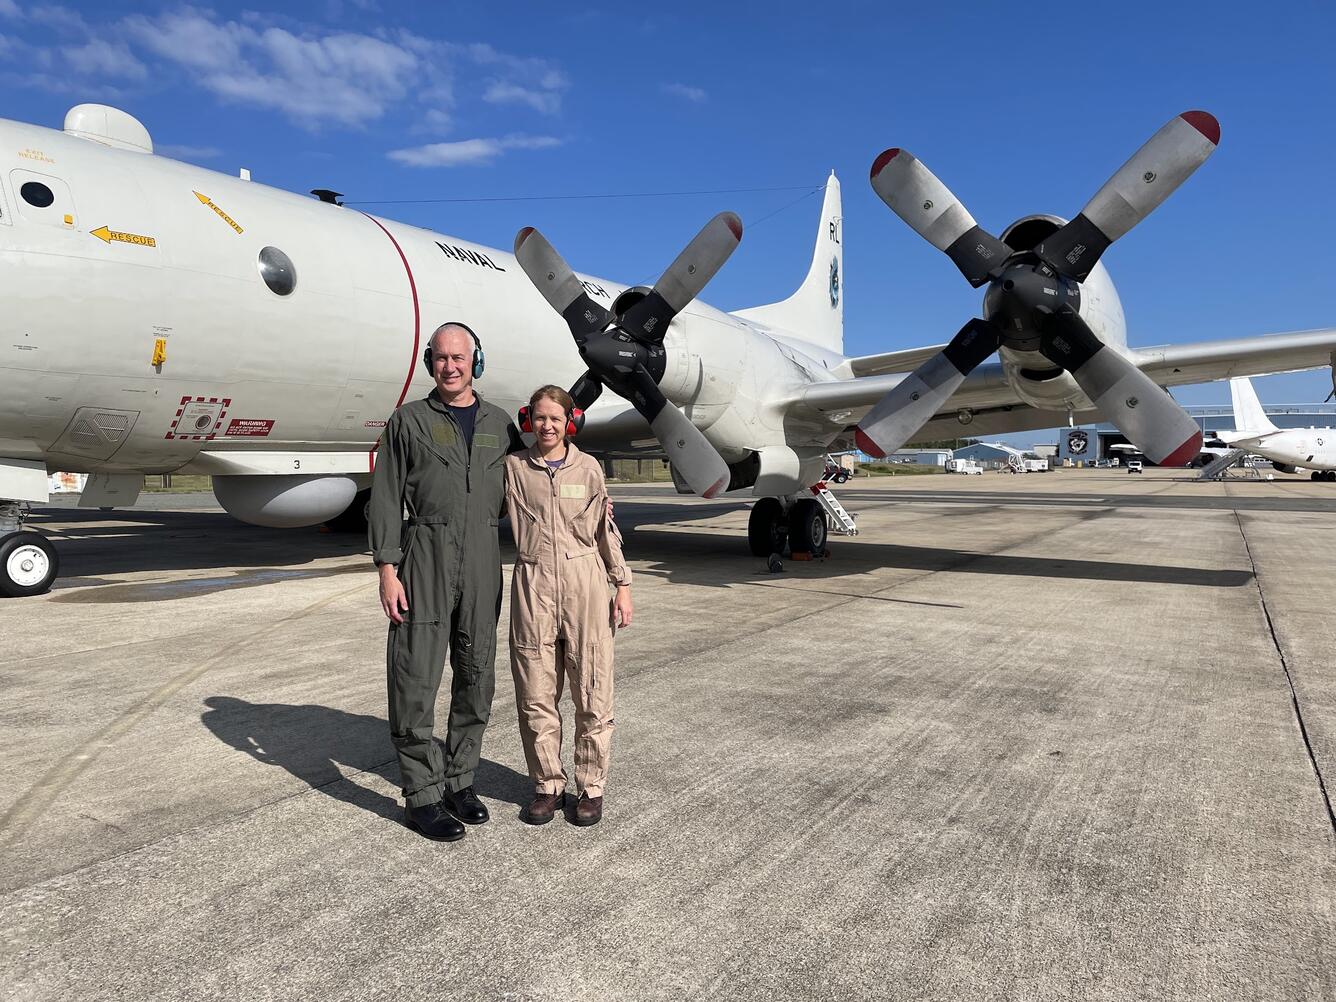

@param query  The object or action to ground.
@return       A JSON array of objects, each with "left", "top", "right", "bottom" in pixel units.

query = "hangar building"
[{"left": 1057, "top": 403, "right": 1336, "bottom": 465}]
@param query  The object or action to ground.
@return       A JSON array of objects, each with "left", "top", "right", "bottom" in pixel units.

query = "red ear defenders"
[
  {"left": 518, "top": 405, "right": 585, "bottom": 437},
  {"left": 422, "top": 323, "right": 485, "bottom": 379}
]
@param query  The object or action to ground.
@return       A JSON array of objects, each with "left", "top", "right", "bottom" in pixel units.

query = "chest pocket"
[
  {"left": 567, "top": 492, "right": 601, "bottom": 548},
  {"left": 509, "top": 493, "right": 543, "bottom": 561}
]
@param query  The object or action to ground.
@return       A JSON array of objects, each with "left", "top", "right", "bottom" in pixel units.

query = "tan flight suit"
[{"left": 504, "top": 442, "right": 631, "bottom": 798}]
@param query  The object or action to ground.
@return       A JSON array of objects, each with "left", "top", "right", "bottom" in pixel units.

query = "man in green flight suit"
[{"left": 369, "top": 322, "right": 524, "bottom": 842}]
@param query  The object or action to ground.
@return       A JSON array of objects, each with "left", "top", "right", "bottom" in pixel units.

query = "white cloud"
[
  {"left": 121, "top": 10, "right": 430, "bottom": 128},
  {"left": 63, "top": 39, "right": 146, "bottom": 80},
  {"left": 27, "top": 5, "right": 87, "bottom": 34},
  {"left": 387, "top": 134, "right": 561, "bottom": 167},
  {"left": 482, "top": 81, "right": 561, "bottom": 114},
  {"left": 0, "top": 6, "right": 572, "bottom": 146},
  {"left": 662, "top": 82, "right": 707, "bottom": 103}
]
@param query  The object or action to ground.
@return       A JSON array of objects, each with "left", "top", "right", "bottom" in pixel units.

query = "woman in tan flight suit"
[{"left": 505, "top": 385, "right": 633, "bottom": 827}]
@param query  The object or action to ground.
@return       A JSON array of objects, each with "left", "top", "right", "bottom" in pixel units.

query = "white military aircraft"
[
  {"left": 1215, "top": 377, "right": 1336, "bottom": 480},
  {"left": 2, "top": 103, "right": 1335, "bottom": 596}
]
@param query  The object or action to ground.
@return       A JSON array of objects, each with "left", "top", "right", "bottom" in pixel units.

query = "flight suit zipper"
[
  {"left": 441, "top": 404, "right": 471, "bottom": 590},
  {"left": 548, "top": 459, "right": 562, "bottom": 635}
]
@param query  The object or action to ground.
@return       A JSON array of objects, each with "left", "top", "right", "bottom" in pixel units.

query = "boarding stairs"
[
  {"left": 1007, "top": 453, "right": 1025, "bottom": 474},
  {"left": 811, "top": 482, "right": 858, "bottom": 536},
  {"left": 1196, "top": 449, "right": 1257, "bottom": 480}
]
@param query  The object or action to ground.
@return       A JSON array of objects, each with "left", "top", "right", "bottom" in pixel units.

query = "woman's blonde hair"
[{"left": 529, "top": 384, "right": 575, "bottom": 417}]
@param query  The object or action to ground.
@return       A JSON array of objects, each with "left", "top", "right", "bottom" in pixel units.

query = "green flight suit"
[{"left": 369, "top": 390, "right": 524, "bottom": 808}]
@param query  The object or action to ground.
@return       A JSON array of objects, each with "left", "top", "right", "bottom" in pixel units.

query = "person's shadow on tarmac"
[{"left": 200, "top": 696, "right": 530, "bottom": 822}]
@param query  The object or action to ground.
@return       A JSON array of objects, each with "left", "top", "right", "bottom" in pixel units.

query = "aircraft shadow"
[
  {"left": 30, "top": 498, "right": 1249, "bottom": 597},
  {"left": 199, "top": 696, "right": 530, "bottom": 822},
  {"left": 618, "top": 523, "right": 1254, "bottom": 590}
]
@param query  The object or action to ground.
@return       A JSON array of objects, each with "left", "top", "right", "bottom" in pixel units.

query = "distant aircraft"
[
  {"left": 2, "top": 103, "right": 1335, "bottom": 595},
  {"left": 1216, "top": 378, "right": 1336, "bottom": 480}
]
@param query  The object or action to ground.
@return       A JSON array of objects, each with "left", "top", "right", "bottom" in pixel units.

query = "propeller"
[
  {"left": 514, "top": 213, "right": 742, "bottom": 498},
  {"left": 857, "top": 112, "right": 1219, "bottom": 468}
]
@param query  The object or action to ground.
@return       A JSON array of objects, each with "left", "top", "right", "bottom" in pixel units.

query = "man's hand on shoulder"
[{"left": 379, "top": 564, "right": 409, "bottom": 623}]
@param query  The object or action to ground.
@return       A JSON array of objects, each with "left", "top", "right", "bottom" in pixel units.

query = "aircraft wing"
[
  {"left": 837, "top": 343, "right": 950, "bottom": 377},
  {"left": 1131, "top": 328, "right": 1336, "bottom": 386},
  {"left": 793, "top": 328, "right": 1336, "bottom": 442}
]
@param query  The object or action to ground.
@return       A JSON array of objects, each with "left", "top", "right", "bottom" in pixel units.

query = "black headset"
[{"left": 422, "top": 322, "right": 485, "bottom": 379}]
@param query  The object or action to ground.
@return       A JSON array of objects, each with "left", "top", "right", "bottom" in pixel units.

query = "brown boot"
[
  {"left": 571, "top": 792, "right": 603, "bottom": 827},
  {"left": 524, "top": 790, "right": 563, "bottom": 826}
]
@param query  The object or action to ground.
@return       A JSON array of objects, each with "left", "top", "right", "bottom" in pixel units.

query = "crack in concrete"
[{"left": 1233, "top": 509, "right": 1336, "bottom": 840}]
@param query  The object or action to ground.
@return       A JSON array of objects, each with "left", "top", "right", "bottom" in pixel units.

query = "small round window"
[
  {"left": 257, "top": 246, "right": 296, "bottom": 296},
  {"left": 21, "top": 182, "right": 54, "bottom": 208}
]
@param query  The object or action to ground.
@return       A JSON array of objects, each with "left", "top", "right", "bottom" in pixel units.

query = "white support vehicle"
[{"left": 946, "top": 459, "right": 984, "bottom": 475}]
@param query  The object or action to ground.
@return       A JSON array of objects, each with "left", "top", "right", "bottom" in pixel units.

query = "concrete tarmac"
[{"left": 1, "top": 469, "right": 1333, "bottom": 1000}]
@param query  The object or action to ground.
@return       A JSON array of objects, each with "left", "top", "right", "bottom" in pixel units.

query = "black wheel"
[
  {"left": 0, "top": 530, "right": 58, "bottom": 597},
  {"left": 787, "top": 498, "right": 827, "bottom": 555},
  {"left": 748, "top": 497, "right": 787, "bottom": 558},
  {"left": 324, "top": 488, "right": 372, "bottom": 533}
]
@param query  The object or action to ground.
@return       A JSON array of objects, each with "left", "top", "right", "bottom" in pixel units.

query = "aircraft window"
[
  {"left": 20, "top": 182, "right": 54, "bottom": 208},
  {"left": 257, "top": 246, "right": 296, "bottom": 296}
]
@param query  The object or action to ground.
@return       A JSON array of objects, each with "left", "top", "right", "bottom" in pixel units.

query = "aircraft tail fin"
[
  {"left": 1230, "top": 377, "right": 1278, "bottom": 435},
  {"left": 731, "top": 174, "right": 843, "bottom": 354}
]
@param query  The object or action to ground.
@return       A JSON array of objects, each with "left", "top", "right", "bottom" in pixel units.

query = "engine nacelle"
[
  {"left": 1272, "top": 462, "right": 1298, "bottom": 475},
  {"left": 731, "top": 446, "right": 826, "bottom": 496},
  {"left": 214, "top": 474, "right": 362, "bottom": 528}
]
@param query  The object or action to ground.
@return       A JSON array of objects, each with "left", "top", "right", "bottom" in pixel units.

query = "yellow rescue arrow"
[
  {"left": 90, "top": 225, "right": 157, "bottom": 248},
  {"left": 193, "top": 191, "right": 244, "bottom": 234}
]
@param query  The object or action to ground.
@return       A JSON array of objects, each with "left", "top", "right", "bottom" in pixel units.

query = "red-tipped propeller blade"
[
  {"left": 1039, "top": 311, "right": 1202, "bottom": 466},
  {"left": 869, "top": 148, "right": 1012, "bottom": 287},
  {"left": 618, "top": 212, "right": 743, "bottom": 342},
  {"left": 1037, "top": 111, "right": 1220, "bottom": 281},
  {"left": 854, "top": 318, "right": 1002, "bottom": 458}
]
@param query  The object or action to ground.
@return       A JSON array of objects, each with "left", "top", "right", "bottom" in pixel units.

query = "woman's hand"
[{"left": 613, "top": 585, "right": 633, "bottom": 628}]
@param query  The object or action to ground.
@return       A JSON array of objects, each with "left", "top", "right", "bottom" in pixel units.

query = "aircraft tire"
[
  {"left": 0, "top": 530, "right": 59, "bottom": 598},
  {"left": 787, "top": 498, "right": 827, "bottom": 556},
  {"left": 324, "top": 488, "right": 372, "bottom": 534},
  {"left": 748, "top": 497, "right": 788, "bottom": 558}
]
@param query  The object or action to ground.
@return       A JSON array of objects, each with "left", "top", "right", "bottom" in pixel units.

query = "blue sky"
[{"left": 3, "top": 1, "right": 1335, "bottom": 431}]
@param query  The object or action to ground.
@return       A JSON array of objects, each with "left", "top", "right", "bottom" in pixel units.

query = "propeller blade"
[
  {"left": 513, "top": 227, "right": 610, "bottom": 340},
  {"left": 569, "top": 370, "right": 604, "bottom": 411},
  {"left": 854, "top": 318, "right": 1002, "bottom": 458},
  {"left": 619, "top": 212, "right": 743, "bottom": 341},
  {"left": 1039, "top": 311, "right": 1202, "bottom": 466},
  {"left": 1037, "top": 111, "right": 1220, "bottom": 281},
  {"left": 869, "top": 149, "right": 1012, "bottom": 287},
  {"left": 622, "top": 364, "right": 730, "bottom": 498}
]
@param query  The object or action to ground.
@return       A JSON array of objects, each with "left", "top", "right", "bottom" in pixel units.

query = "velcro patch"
[
  {"left": 474, "top": 433, "right": 500, "bottom": 449},
  {"left": 430, "top": 421, "right": 457, "bottom": 446},
  {"left": 560, "top": 483, "right": 588, "bottom": 499}
]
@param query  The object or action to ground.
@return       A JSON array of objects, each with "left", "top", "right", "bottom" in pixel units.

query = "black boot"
[
  {"left": 405, "top": 800, "right": 466, "bottom": 842},
  {"left": 441, "top": 786, "right": 490, "bottom": 825}
]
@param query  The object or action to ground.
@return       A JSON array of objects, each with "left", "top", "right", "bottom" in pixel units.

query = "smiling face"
[
  {"left": 428, "top": 326, "right": 474, "bottom": 400},
  {"left": 531, "top": 395, "right": 569, "bottom": 452}
]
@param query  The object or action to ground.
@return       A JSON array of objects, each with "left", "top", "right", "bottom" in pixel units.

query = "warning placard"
[
  {"left": 165, "top": 396, "right": 230, "bottom": 441},
  {"left": 224, "top": 418, "right": 275, "bottom": 438}
]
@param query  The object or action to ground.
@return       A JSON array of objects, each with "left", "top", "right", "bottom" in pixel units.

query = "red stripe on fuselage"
[
  {"left": 359, "top": 212, "right": 421, "bottom": 411},
  {"left": 360, "top": 212, "right": 421, "bottom": 474}
]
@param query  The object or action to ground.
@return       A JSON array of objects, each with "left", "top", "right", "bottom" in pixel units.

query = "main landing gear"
[
  {"left": 0, "top": 502, "right": 58, "bottom": 598},
  {"left": 748, "top": 496, "right": 828, "bottom": 557},
  {"left": 748, "top": 487, "right": 856, "bottom": 559},
  {"left": 1311, "top": 471, "right": 1336, "bottom": 482}
]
